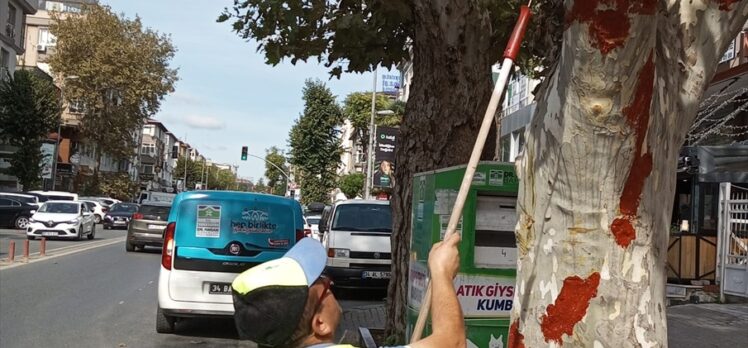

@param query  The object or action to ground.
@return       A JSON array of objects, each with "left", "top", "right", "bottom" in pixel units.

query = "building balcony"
[{"left": 62, "top": 112, "right": 82, "bottom": 127}]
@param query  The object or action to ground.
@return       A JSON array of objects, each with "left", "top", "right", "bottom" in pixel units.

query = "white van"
[
  {"left": 321, "top": 200, "right": 392, "bottom": 289},
  {"left": 137, "top": 191, "right": 176, "bottom": 205},
  {"left": 27, "top": 190, "right": 78, "bottom": 201}
]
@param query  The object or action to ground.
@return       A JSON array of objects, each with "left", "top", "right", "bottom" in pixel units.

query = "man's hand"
[{"left": 428, "top": 233, "right": 461, "bottom": 281}]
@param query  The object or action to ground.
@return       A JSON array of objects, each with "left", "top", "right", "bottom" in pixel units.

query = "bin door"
[{"left": 474, "top": 195, "right": 517, "bottom": 269}]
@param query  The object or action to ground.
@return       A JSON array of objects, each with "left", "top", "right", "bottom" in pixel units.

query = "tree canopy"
[
  {"left": 264, "top": 146, "right": 289, "bottom": 196},
  {"left": 49, "top": 4, "right": 178, "bottom": 169},
  {"left": 288, "top": 80, "right": 344, "bottom": 204},
  {"left": 338, "top": 172, "right": 365, "bottom": 199},
  {"left": 0, "top": 70, "right": 60, "bottom": 190},
  {"left": 342, "top": 91, "right": 402, "bottom": 145},
  {"left": 218, "top": 1, "right": 560, "bottom": 77}
]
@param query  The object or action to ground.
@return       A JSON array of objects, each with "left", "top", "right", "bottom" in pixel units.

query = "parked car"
[
  {"left": 103, "top": 203, "right": 140, "bottom": 229},
  {"left": 126, "top": 202, "right": 172, "bottom": 252},
  {"left": 156, "top": 191, "right": 304, "bottom": 333},
  {"left": 26, "top": 190, "right": 78, "bottom": 201},
  {"left": 26, "top": 201, "right": 96, "bottom": 240},
  {"left": 80, "top": 200, "right": 107, "bottom": 224},
  {"left": 80, "top": 196, "right": 120, "bottom": 208},
  {"left": 0, "top": 193, "right": 41, "bottom": 208},
  {"left": 0, "top": 197, "right": 38, "bottom": 229},
  {"left": 305, "top": 214, "right": 322, "bottom": 240},
  {"left": 22, "top": 192, "right": 49, "bottom": 203},
  {"left": 321, "top": 200, "right": 392, "bottom": 289}
]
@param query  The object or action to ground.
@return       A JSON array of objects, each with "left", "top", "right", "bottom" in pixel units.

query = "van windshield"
[
  {"left": 331, "top": 204, "right": 392, "bottom": 232},
  {"left": 47, "top": 195, "right": 75, "bottom": 201},
  {"left": 39, "top": 202, "right": 79, "bottom": 214},
  {"left": 110, "top": 203, "right": 139, "bottom": 213}
]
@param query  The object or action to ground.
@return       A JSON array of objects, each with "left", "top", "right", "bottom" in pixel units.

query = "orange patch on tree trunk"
[
  {"left": 540, "top": 272, "right": 601, "bottom": 344},
  {"left": 611, "top": 217, "right": 636, "bottom": 248},
  {"left": 714, "top": 0, "right": 740, "bottom": 10},
  {"left": 609, "top": 52, "right": 655, "bottom": 248},
  {"left": 565, "top": 0, "right": 656, "bottom": 54},
  {"left": 508, "top": 319, "right": 525, "bottom": 348}
]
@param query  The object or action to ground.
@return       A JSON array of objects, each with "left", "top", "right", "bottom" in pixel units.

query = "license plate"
[
  {"left": 362, "top": 271, "right": 391, "bottom": 279},
  {"left": 114, "top": 221, "right": 126, "bottom": 224},
  {"left": 208, "top": 283, "right": 232, "bottom": 295},
  {"left": 148, "top": 224, "right": 164, "bottom": 230},
  {"left": 42, "top": 231, "right": 57, "bottom": 236}
]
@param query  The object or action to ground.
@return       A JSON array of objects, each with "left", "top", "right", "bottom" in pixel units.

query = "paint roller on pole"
[{"left": 410, "top": 3, "right": 533, "bottom": 343}]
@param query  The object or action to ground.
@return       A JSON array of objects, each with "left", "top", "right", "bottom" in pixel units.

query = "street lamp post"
[
  {"left": 245, "top": 153, "right": 290, "bottom": 196},
  {"left": 364, "top": 68, "right": 378, "bottom": 200},
  {"left": 51, "top": 75, "right": 78, "bottom": 191}
]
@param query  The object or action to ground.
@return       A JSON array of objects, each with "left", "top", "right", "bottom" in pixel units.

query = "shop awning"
[{"left": 679, "top": 145, "right": 748, "bottom": 183}]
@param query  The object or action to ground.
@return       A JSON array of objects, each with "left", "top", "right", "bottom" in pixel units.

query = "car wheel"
[
  {"left": 76, "top": 229, "right": 83, "bottom": 241},
  {"left": 87, "top": 227, "right": 95, "bottom": 240},
  {"left": 94, "top": 215, "right": 102, "bottom": 224},
  {"left": 125, "top": 240, "right": 135, "bottom": 252},
  {"left": 104, "top": 225, "right": 110, "bottom": 230},
  {"left": 14, "top": 216, "right": 30, "bottom": 229},
  {"left": 156, "top": 306, "right": 176, "bottom": 334}
]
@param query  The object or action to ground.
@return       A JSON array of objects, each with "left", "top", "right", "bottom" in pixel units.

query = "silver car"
[{"left": 125, "top": 202, "right": 172, "bottom": 252}]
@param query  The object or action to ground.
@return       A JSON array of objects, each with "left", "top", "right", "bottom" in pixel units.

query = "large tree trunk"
[
  {"left": 509, "top": 1, "right": 748, "bottom": 347},
  {"left": 386, "top": 0, "right": 498, "bottom": 339}
]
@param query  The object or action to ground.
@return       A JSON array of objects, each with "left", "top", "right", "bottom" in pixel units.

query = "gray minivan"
[{"left": 126, "top": 202, "right": 172, "bottom": 252}]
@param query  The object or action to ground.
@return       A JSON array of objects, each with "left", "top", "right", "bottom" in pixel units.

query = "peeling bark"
[{"left": 510, "top": 1, "right": 748, "bottom": 346}]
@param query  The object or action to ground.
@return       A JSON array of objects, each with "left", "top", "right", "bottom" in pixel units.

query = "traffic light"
[{"left": 241, "top": 146, "right": 248, "bottom": 161}]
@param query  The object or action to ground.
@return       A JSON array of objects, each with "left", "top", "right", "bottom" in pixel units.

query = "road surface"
[{"left": 0, "top": 236, "right": 385, "bottom": 347}]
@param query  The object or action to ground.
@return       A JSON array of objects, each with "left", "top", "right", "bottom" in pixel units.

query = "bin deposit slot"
[{"left": 474, "top": 195, "right": 517, "bottom": 269}]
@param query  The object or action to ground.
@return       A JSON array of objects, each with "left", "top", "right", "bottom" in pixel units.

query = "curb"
[{"left": 0, "top": 237, "right": 125, "bottom": 271}]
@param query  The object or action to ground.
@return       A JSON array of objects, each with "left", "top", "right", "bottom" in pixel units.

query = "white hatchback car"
[
  {"left": 27, "top": 201, "right": 96, "bottom": 240},
  {"left": 80, "top": 200, "right": 107, "bottom": 224}
]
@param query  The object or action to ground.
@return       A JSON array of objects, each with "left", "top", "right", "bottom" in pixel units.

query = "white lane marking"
[{"left": 0, "top": 237, "right": 125, "bottom": 271}]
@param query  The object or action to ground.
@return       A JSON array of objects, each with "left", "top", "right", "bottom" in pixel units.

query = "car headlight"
[
  {"left": 29, "top": 217, "right": 36, "bottom": 223},
  {"left": 330, "top": 248, "right": 350, "bottom": 258},
  {"left": 104, "top": 215, "right": 112, "bottom": 221},
  {"left": 67, "top": 217, "right": 81, "bottom": 224}
]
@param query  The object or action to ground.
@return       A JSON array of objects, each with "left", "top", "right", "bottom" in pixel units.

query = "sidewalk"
[
  {"left": 341, "top": 303, "right": 748, "bottom": 347},
  {"left": 668, "top": 303, "right": 748, "bottom": 347}
]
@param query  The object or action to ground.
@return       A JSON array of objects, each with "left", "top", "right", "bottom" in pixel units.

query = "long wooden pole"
[{"left": 410, "top": 4, "right": 532, "bottom": 343}]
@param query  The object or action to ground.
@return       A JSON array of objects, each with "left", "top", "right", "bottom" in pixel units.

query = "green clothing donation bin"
[{"left": 406, "top": 162, "right": 519, "bottom": 348}]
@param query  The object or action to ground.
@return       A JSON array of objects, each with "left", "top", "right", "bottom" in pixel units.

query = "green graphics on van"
[{"left": 196, "top": 205, "right": 221, "bottom": 238}]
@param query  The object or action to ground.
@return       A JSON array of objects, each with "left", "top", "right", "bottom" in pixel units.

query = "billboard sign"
[
  {"left": 381, "top": 73, "right": 401, "bottom": 94},
  {"left": 373, "top": 126, "right": 398, "bottom": 188}
]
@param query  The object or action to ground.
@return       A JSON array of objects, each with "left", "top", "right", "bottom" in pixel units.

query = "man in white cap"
[{"left": 232, "top": 234, "right": 465, "bottom": 348}]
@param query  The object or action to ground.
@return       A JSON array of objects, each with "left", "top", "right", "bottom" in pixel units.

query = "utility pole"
[
  {"left": 182, "top": 135, "right": 188, "bottom": 192},
  {"left": 206, "top": 162, "right": 210, "bottom": 190},
  {"left": 364, "top": 67, "right": 377, "bottom": 200},
  {"left": 200, "top": 158, "right": 206, "bottom": 190}
]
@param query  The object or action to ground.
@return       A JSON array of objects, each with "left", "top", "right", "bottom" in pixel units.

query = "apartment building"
[
  {"left": 139, "top": 119, "right": 179, "bottom": 192},
  {"left": 0, "top": 0, "right": 36, "bottom": 191}
]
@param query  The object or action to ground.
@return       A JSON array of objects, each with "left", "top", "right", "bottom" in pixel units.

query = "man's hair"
[{"left": 281, "top": 285, "right": 320, "bottom": 348}]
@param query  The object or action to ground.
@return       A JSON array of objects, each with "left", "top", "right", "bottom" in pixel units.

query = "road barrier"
[
  {"left": 40, "top": 238, "right": 46, "bottom": 257},
  {"left": 8, "top": 241, "right": 15, "bottom": 263},
  {"left": 23, "top": 240, "right": 29, "bottom": 261}
]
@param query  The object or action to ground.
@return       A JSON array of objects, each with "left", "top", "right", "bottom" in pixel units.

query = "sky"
[{"left": 101, "top": 0, "right": 390, "bottom": 182}]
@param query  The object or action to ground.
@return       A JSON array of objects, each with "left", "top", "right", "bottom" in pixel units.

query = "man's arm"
[{"left": 410, "top": 233, "right": 466, "bottom": 348}]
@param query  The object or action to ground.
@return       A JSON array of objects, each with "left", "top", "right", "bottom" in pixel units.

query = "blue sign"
[{"left": 381, "top": 73, "right": 401, "bottom": 93}]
